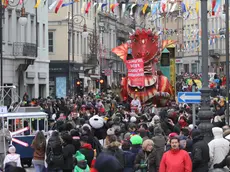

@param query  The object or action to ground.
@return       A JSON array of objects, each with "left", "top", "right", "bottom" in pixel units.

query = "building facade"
[
  {"left": 2, "top": 0, "right": 49, "bottom": 100},
  {"left": 48, "top": 0, "right": 132, "bottom": 96},
  {"left": 161, "top": 0, "right": 226, "bottom": 74},
  {"left": 180, "top": 0, "right": 226, "bottom": 74}
]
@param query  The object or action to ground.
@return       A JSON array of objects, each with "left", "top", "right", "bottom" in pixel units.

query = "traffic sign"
[
  {"left": 178, "top": 92, "right": 201, "bottom": 104},
  {"left": 0, "top": 106, "right": 7, "bottom": 114}
]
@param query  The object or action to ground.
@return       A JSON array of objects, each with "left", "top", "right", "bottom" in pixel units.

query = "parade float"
[{"left": 112, "top": 29, "right": 175, "bottom": 107}]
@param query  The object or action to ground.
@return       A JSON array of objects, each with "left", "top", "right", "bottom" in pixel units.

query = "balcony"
[
  {"left": 83, "top": 54, "right": 98, "bottom": 68},
  {"left": 13, "top": 42, "right": 37, "bottom": 57}
]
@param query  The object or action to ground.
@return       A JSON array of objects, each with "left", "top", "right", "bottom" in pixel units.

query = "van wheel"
[{"left": 27, "top": 161, "right": 32, "bottom": 168}]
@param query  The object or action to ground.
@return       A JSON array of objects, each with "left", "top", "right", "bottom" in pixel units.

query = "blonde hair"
[{"left": 142, "top": 139, "right": 154, "bottom": 151}]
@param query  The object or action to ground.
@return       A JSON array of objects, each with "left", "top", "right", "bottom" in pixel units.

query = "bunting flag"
[
  {"left": 110, "top": 3, "right": 119, "bottom": 13},
  {"left": 142, "top": 3, "right": 148, "bottom": 14},
  {"left": 34, "top": 0, "right": 41, "bottom": 8},
  {"left": 121, "top": 4, "right": 126, "bottom": 17},
  {"left": 213, "top": 0, "right": 220, "bottom": 12},
  {"left": 161, "top": 0, "right": 167, "bottom": 13},
  {"left": 85, "top": 2, "right": 91, "bottom": 13},
  {"left": 97, "top": 3, "right": 102, "bottom": 13},
  {"left": 49, "top": 0, "right": 57, "bottom": 10},
  {"left": 81, "top": 1, "right": 86, "bottom": 14},
  {"left": 195, "top": 1, "right": 200, "bottom": 14},
  {"left": 55, "top": 0, "right": 63, "bottom": 13},
  {"left": 62, "top": 0, "right": 78, "bottom": 7},
  {"left": 101, "top": 3, "right": 107, "bottom": 10},
  {"left": 130, "top": 4, "right": 136, "bottom": 16},
  {"left": 181, "top": 3, "right": 186, "bottom": 13},
  {"left": 93, "top": 2, "right": 97, "bottom": 7},
  {"left": 19, "top": 0, "right": 23, "bottom": 5},
  {"left": 212, "top": 0, "right": 216, "bottom": 16},
  {"left": 2, "top": 0, "right": 8, "bottom": 8},
  {"left": 170, "top": 2, "right": 177, "bottom": 12}
]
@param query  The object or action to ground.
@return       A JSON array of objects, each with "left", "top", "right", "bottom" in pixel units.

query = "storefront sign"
[
  {"left": 126, "top": 59, "right": 144, "bottom": 86},
  {"left": 175, "top": 59, "right": 183, "bottom": 64}
]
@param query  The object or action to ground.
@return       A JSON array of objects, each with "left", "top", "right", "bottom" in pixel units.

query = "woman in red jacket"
[{"left": 159, "top": 137, "right": 192, "bottom": 172}]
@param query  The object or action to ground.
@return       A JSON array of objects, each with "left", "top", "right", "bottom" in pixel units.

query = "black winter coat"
[
  {"left": 62, "top": 144, "right": 75, "bottom": 170},
  {"left": 46, "top": 136, "right": 64, "bottom": 170},
  {"left": 103, "top": 141, "right": 125, "bottom": 169},
  {"left": 192, "top": 137, "right": 210, "bottom": 172},
  {"left": 123, "top": 150, "right": 135, "bottom": 172}
]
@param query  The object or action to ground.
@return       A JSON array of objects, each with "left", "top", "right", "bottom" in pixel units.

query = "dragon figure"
[{"left": 112, "top": 29, "right": 175, "bottom": 107}]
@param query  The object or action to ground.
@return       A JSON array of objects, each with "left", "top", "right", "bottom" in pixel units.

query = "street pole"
[
  {"left": 225, "top": 0, "right": 230, "bottom": 124},
  {"left": 71, "top": 3, "right": 75, "bottom": 97},
  {"left": 198, "top": 0, "right": 213, "bottom": 142},
  {"left": 68, "top": 12, "right": 71, "bottom": 96},
  {"left": 0, "top": 0, "right": 3, "bottom": 87}
]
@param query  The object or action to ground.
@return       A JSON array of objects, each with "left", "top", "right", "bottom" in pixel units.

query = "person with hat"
[
  {"left": 3, "top": 146, "right": 21, "bottom": 169},
  {"left": 79, "top": 136, "right": 94, "bottom": 168},
  {"left": 74, "top": 151, "right": 90, "bottom": 172},
  {"left": 130, "top": 135, "right": 143, "bottom": 157}
]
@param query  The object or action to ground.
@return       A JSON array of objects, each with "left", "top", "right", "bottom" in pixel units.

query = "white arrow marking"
[{"left": 180, "top": 93, "right": 201, "bottom": 102}]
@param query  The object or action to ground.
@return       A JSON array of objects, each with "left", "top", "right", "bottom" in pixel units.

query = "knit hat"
[
  {"left": 75, "top": 151, "right": 85, "bottom": 161},
  {"left": 130, "top": 135, "right": 143, "bottom": 145},
  {"left": 130, "top": 116, "right": 137, "bottom": 123},
  {"left": 8, "top": 146, "right": 16, "bottom": 154},
  {"left": 168, "top": 132, "right": 178, "bottom": 139},
  {"left": 74, "top": 151, "right": 90, "bottom": 172},
  {"left": 107, "top": 128, "right": 115, "bottom": 136},
  {"left": 93, "top": 153, "right": 123, "bottom": 172}
]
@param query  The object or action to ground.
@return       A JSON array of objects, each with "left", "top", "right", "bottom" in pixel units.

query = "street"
[{"left": 24, "top": 168, "right": 34, "bottom": 172}]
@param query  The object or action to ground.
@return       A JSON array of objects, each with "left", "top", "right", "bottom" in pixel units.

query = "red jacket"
[{"left": 159, "top": 149, "right": 192, "bottom": 172}]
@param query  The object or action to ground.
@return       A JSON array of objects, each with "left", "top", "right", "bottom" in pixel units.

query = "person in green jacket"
[{"left": 74, "top": 151, "right": 90, "bottom": 172}]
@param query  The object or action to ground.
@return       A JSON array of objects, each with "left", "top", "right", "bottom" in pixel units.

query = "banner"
[{"left": 126, "top": 59, "right": 144, "bottom": 86}]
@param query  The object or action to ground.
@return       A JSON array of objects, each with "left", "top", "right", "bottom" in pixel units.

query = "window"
[
  {"left": 37, "top": 23, "right": 40, "bottom": 47},
  {"left": 24, "top": 23, "right": 27, "bottom": 42},
  {"left": 48, "top": 32, "right": 54, "bottom": 53},
  {"left": 31, "top": 16, "right": 35, "bottom": 43},
  {"left": 184, "top": 64, "right": 189, "bottom": 73},
  {"left": 43, "top": 24, "right": 45, "bottom": 48},
  {"left": 76, "top": 32, "right": 79, "bottom": 55},
  {"left": 16, "top": 16, "right": 21, "bottom": 42},
  {"left": 8, "top": 11, "right": 12, "bottom": 42},
  {"left": 191, "top": 63, "right": 197, "bottom": 73}
]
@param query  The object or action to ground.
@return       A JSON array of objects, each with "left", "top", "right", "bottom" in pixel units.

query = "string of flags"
[{"left": 1, "top": 0, "right": 224, "bottom": 18}]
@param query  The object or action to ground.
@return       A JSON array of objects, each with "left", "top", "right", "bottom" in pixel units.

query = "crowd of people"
[{"left": 1, "top": 91, "right": 230, "bottom": 172}]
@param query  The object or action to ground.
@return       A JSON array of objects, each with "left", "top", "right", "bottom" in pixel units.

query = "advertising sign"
[{"left": 126, "top": 59, "right": 144, "bottom": 86}]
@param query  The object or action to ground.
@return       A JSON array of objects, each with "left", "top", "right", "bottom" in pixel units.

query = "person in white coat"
[
  {"left": 208, "top": 127, "right": 230, "bottom": 169},
  {"left": 3, "top": 146, "right": 21, "bottom": 169}
]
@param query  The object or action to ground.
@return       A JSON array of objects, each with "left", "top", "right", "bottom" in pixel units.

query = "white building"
[{"left": 2, "top": 0, "right": 49, "bottom": 100}]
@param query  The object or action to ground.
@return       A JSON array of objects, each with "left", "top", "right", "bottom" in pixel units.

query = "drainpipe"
[{"left": 35, "top": 0, "right": 38, "bottom": 57}]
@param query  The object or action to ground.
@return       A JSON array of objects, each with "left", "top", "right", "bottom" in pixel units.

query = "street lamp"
[
  {"left": 198, "top": 0, "right": 213, "bottom": 142},
  {"left": 18, "top": 5, "right": 27, "bottom": 26},
  {"left": 68, "top": 14, "right": 88, "bottom": 96}
]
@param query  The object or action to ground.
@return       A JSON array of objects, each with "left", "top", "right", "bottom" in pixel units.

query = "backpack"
[{"left": 91, "top": 137, "right": 102, "bottom": 156}]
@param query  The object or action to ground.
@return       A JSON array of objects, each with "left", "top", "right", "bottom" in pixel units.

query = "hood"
[
  {"left": 81, "top": 143, "right": 92, "bottom": 150},
  {"left": 5, "top": 154, "right": 20, "bottom": 162},
  {"left": 77, "top": 160, "right": 88, "bottom": 169},
  {"left": 212, "top": 127, "right": 223, "bottom": 139},
  {"left": 107, "top": 141, "right": 121, "bottom": 149},
  {"left": 191, "top": 129, "right": 204, "bottom": 142},
  {"left": 154, "top": 127, "right": 163, "bottom": 136}
]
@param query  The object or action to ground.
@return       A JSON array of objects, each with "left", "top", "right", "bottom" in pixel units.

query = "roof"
[{"left": 0, "top": 112, "right": 48, "bottom": 119}]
